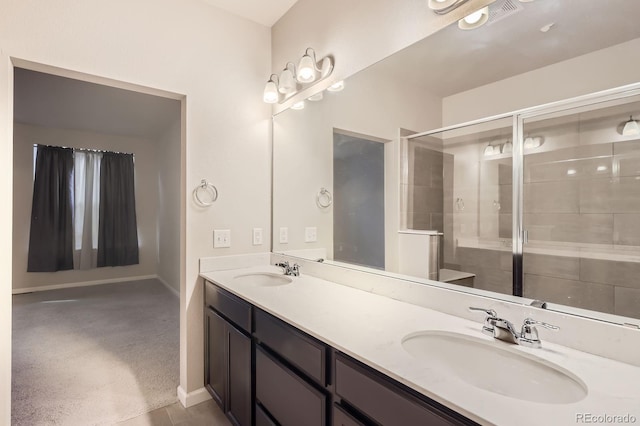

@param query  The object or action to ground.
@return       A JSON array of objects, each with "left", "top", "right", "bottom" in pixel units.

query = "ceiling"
[
  {"left": 200, "top": 0, "right": 299, "bottom": 27},
  {"left": 14, "top": 68, "right": 181, "bottom": 139},
  {"left": 369, "top": 0, "right": 640, "bottom": 97}
]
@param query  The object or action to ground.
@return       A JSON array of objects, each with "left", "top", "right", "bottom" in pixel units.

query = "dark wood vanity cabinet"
[
  {"left": 204, "top": 279, "right": 477, "bottom": 426},
  {"left": 204, "top": 282, "right": 252, "bottom": 426}
]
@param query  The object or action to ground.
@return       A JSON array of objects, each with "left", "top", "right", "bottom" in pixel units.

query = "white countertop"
[{"left": 201, "top": 265, "right": 640, "bottom": 426}]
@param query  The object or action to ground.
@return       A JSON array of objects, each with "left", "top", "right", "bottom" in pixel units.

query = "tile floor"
[{"left": 118, "top": 399, "right": 231, "bottom": 426}]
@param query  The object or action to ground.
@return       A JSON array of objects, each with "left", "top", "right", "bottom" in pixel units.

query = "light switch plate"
[
  {"left": 279, "top": 227, "right": 288, "bottom": 244},
  {"left": 252, "top": 228, "right": 263, "bottom": 246},
  {"left": 304, "top": 227, "right": 317, "bottom": 243},
  {"left": 213, "top": 229, "right": 231, "bottom": 248}
]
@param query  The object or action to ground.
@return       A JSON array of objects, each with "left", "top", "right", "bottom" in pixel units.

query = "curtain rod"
[{"left": 33, "top": 144, "right": 134, "bottom": 156}]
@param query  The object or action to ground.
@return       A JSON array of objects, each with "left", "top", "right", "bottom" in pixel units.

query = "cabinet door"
[
  {"left": 227, "top": 324, "right": 252, "bottom": 426},
  {"left": 205, "top": 308, "right": 227, "bottom": 408}
]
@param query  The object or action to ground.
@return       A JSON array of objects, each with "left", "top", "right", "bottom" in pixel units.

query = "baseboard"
[
  {"left": 12, "top": 274, "right": 158, "bottom": 294},
  {"left": 156, "top": 276, "right": 180, "bottom": 298},
  {"left": 177, "top": 386, "right": 211, "bottom": 408}
]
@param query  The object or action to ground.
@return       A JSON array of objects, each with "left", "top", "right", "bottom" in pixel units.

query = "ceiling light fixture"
[
  {"left": 458, "top": 6, "right": 489, "bottom": 30},
  {"left": 262, "top": 47, "right": 334, "bottom": 105},
  {"left": 622, "top": 115, "right": 640, "bottom": 136}
]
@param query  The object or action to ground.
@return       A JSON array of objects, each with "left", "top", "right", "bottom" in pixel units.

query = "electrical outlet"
[
  {"left": 304, "top": 227, "right": 317, "bottom": 243},
  {"left": 279, "top": 227, "right": 288, "bottom": 244},
  {"left": 252, "top": 228, "right": 263, "bottom": 246},
  {"left": 213, "top": 229, "right": 231, "bottom": 248}
]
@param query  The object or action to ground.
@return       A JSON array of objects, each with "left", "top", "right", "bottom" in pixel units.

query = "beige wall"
[
  {"left": 157, "top": 116, "right": 182, "bottom": 293},
  {"left": 12, "top": 124, "right": 162, "bottom": 291},
  {"left": 442, "top": 38, "right": 640, "bottom": 126},
  {"left": 0, "top": 0, "right": 271, "bottom": 419}
]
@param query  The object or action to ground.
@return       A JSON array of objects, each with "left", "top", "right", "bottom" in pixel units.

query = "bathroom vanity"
[{"left": 201, "top": 260, "right": 640, "bottom": 426}]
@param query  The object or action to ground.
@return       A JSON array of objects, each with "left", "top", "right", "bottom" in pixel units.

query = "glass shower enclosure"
[{"left": 404, "top": 84, "right": 640, "bottom": 321}]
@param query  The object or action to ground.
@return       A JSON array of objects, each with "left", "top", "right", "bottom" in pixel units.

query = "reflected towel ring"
[
  {"left": 193, "top": 179, "right": 218, "bottom": 207},
  {"left": 316, "top": 187, "right": 333, "bottom": 209}
]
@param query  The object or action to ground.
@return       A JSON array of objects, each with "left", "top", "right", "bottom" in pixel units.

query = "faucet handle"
[
  {"left": 290, "top": 263, "right": 301, "bottom": 276},
  {"left": 468, "top": 307, "right": 498, "bottom": 336},
  {"left": 519, "top": 318, "right": 559, "bottom": 348}
]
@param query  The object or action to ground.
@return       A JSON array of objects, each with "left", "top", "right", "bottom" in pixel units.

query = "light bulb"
[
  {"left": 263, "top": 79, "right": 279, "bottom": 104},
  {"left": 297, "top": 54, "right": 316, "bottom": 83},
  {"left": 279, "top": 68, "right": 296, "bottom": 94},
  {"left": 327, "top": 81, "right": 345, "bottom": 92},
  {"left": 464, "top": 9, "right": 484, "bottom": 24},
  {"left": 623, "top": 116, "right": 640, "bottom": 136}
]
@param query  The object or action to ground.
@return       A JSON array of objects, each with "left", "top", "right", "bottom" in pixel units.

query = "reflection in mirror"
[{"left": 272, "top": 0, "right": 640, "bottom": 325}]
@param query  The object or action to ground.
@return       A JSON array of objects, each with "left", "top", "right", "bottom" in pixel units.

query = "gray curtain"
[
  {"left": 73, "top": 150, "right": 102, "bottom": 270},
  {"left": 97, "top": 152, "right": 139, "bottom": 267},
  {"left": 27, "top": 145, "right": 75, "bottom": 272}
]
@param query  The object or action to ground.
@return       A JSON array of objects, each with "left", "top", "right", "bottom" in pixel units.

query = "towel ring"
[
  {"left": 193, "top": 179, "right": 218, "bottom": 207},
  {"left": 316, "top": 187, "right": 333, "bottom": 209}
]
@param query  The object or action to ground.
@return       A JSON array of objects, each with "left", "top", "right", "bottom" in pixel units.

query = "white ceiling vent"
[{"left": 487, "top": 0, "right": 524, "bottom": 26}]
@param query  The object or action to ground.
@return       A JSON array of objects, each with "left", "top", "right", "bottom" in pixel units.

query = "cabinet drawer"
[
  {"left": 335, "top": 354, "right": 471, "bottom": 426},
  {"left": 254, "top": 309, "right": 326, "bottom": 384},
  {"left": 256, "top": 346, "right": 326, "bottom": 426},
  {"left": 205, "top": 281, "right": 251, "bottom": 333},
  {"left": 333, "top": 404, "right": 366, "bottom": 426}
]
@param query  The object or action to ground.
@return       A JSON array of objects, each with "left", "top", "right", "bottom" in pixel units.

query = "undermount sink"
[
  {"left": 232, "top": 272, "right": 293, "bottom": 287},
  {"left": 401, "top": 331, "right": 587, "bottom": 404}
]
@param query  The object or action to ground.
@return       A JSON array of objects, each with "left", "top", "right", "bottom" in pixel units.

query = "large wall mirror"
[{"left": 272, "top": 0, "right": 640, "bottom": 325}]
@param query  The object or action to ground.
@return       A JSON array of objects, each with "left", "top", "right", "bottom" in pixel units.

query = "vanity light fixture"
[
  {"left": 263, "top": 74, "right": 280, "bottom": 104},
  {"left": 502, "top": 140, "right": 513, "bottom": 154},
  {"left": 427, "top": 0, "right": 470, "bottom": 14},
  {"left": 308, "top": 92, "right": 324, "bottom": 101},
  {"left": 483, "top": 144, "right": 500, "bottom": 156},
  {"left": 622, "top": 115, "right": 640, "bottom": 136},
  {"left": 291, "top": 101, "right": 305, "bottom": 110},
  {"left": 262, "top": 47, "right": 334, "bottom": 104},
  {"left": 523, "top": 136, "right": 543, "bottom": 150},
  {"left": 458, "top": 6, "right": 489, "bottom": 30}
]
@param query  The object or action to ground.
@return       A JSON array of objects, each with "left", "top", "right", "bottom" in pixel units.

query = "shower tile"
[
  {"left": 580, "top": 177, "right": 640, "bottom": 213},
  {"left": 580, "top": 258, "right": 640, "bottom": 289},
  {"left": 498, "top": 162, "right": 512, "bottom": 186},
  {"left": 524, "top": 213, "right": 613, "bottom": 244},
  {"left": 456, "top": 247, "right": 504, "bottom": 268},
  {"left": 617, "top": 157, "right": 640, "bottom": 177},
  {"left": 411, "top": 186, "right": 443, "bottom": 213},
  {"left": 498, "top": 213, "right": 512, "bottom": 239},
  {"left": 465, "top": 265, "right": 512, "bottom": 295},
  {"left": 523, "top": 274, "right": 614, "bottom": 314},
  {"left": 524, "top": 180, "right": 580, "bottom": 213},
  {"left": 523, "top": 253, "right": 580, "bottom": 280},
  {"left": 410, "top": 212, "right": 431, "bottom": 230},
  {"left": 430, "top": 213, "right": 444, "bottom": 232},
  {"left": 614, "top": 214, "right": 640, "bottom": 246},
  {"left": 524, "top": 144, "right": 612, "bottom": 183},
  {"left": 614, "top": 287, "right": 640, "bottom": 319}
]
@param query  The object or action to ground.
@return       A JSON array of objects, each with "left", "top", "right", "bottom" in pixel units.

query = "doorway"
[{"left": 11, "top": 64, "right": 185, "bottom": 425}]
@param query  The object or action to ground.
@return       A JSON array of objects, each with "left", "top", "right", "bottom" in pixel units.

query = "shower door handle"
[{"left": 522, "top": 229, "right": 529, "bottom": 244}]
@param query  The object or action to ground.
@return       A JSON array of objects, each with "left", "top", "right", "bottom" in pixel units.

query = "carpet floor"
[{"left": 12, "top": 279, "right": 180, "bottom": 426}]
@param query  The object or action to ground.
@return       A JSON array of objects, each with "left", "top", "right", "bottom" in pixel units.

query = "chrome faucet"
[
  {"left": 469, "top": 307, "right": 559, "bottom": 348},
  {"left": 274, "top": 261, "right": 301, "bottom": 277}
]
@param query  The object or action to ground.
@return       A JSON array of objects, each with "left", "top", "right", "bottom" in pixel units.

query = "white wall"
[
  {"left": 0, "top": 0, "right": 271, "bottom": 419},
  {"left": 157, "top": 116, "right": 182, "bottom": 293},
  {"left": 12, "top": 123, "right": 161, "bottom": 291},
  {"left": 443, "top": 38, "right": 640, "bottom": 126}
]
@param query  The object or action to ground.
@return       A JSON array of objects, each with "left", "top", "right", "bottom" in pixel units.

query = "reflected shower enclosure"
[{"left": 404, "top": 94, "right": 640, "bottom": 320}]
